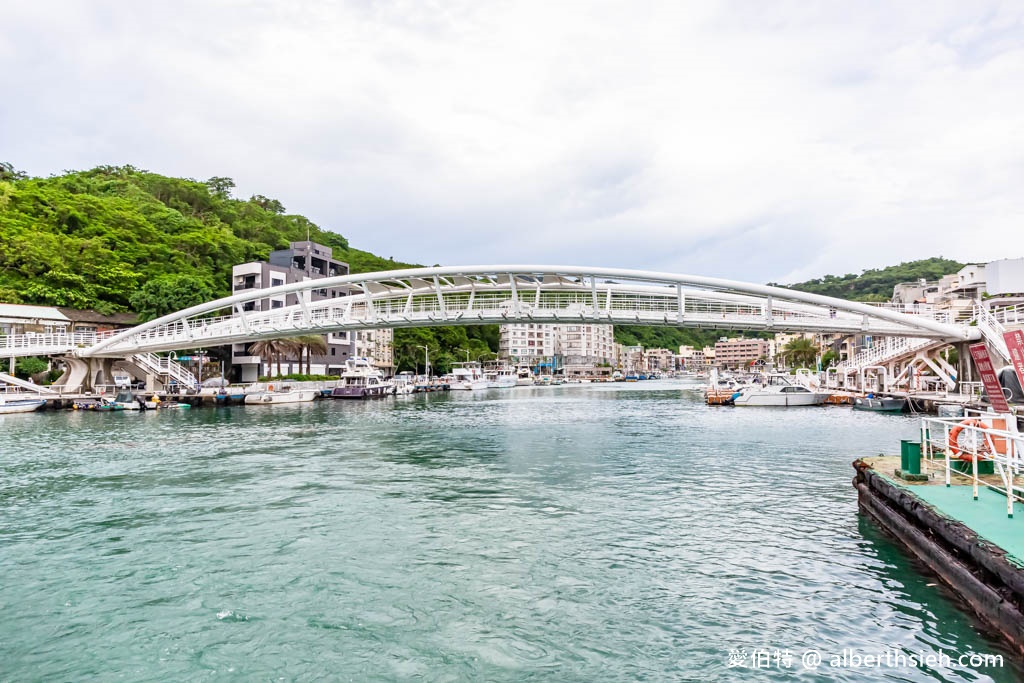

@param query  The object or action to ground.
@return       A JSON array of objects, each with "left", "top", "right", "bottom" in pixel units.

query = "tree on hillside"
[
  {"left": 250, "top": 194, "right": 286, "bottom": 214},
  {"left": 206, "top": 176, "right": 235, "bottom": 199},
  {"left": 129, "top": 274, "right": 214, "bottom": 321},
  {"left": 0, "top": 162, "right": 27, "bottom": 181}
]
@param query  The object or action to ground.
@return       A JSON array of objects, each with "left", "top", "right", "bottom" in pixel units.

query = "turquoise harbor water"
[{"left": 1, "top": 381, "right": 1020, "bottom": 681}]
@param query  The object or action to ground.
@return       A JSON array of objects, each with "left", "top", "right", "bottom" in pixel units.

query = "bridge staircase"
[
  {"left": 973, "top": 304, "right": 1014, "bottom": 364},
  {"left": 130, "top": 352, "right": 200, "bottom": 391}
]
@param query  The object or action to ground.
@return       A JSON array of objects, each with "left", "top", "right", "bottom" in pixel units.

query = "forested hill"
[
  {"left": 778, "top": 257, "right": 964, "bottom": 301},
  {"left": 0, "top": 164, "right": 406, "bottom": 314}
]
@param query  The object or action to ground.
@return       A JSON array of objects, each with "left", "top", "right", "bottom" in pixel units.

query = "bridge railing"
[{"left": 1, "top": 332, "right": 99, "bottom": 354}]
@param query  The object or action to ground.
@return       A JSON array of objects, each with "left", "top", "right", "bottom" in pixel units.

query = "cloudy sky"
[{"left": 2, "top": 1, "right": 1022, "bottom": 283}]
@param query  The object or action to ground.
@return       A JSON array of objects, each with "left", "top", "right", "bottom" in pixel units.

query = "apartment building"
[
  {"left": 714, "top": 337, "right": 769, "bottom": 370},
  {"left": 643, "top": 348, "right": 675, "bottom": 372},
  {"left": 499, "top": 323, "right": 616, "bottom": 375},
  {"left": 229, "top": 241, "right": 393, "bottom": 380}
]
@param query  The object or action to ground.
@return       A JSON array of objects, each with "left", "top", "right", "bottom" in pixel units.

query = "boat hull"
[
  {"left": 330, "top": 385, "right": 391, "bottom": 399},
  {"left": 0, "top": 399, "right": 46, "bottom": 414},
  {"left": 852, "top": 397, "right": 906, "bottom": 412},
  {"left": 733, "top": 392, "right": 828, "bottom": 407},
  {"left": 245, "top": 390, "right": 317, "bottom": 404}
]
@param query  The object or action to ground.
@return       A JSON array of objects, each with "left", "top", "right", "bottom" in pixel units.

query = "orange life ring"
[
  {"left": 268, "top": 384, "right": 274, "bottom": 392},
  {"left": 948, "top": 418, "right": 991, "bottom": 461}
]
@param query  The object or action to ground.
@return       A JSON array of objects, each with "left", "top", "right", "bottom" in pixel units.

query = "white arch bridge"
[{"left": 66, "top": 265, "right": 973, "bottom": 358}]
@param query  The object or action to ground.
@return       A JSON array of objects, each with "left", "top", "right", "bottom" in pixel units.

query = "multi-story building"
[
  {"left": 499, "top": 323, "right": 616, "bottom": 376},
  {"left": 229, "top": 241, "right": 393, "bottom": 381},
  {"left": 714, "top": 337, "right": 769, "bottom": 370},
  {"left": 619, "top": 345, "right": 644, "bottom": 373},
  {"left": 643, "top": 348, "right": 675, "bottom": 372},
  {"left": 499, "top": 323, "right": 557, "bottom": 362}
]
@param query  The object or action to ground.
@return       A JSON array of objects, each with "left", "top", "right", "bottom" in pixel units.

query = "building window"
[
  {"left": 272, "top": 300, "right": 284, "bottom": 309},
  {"left": 271, "top": 278, "right": 284, "bottom": 287}
]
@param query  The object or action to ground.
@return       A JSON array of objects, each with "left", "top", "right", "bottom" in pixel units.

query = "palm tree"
[
  {"left": 782, "top": 337, "right": 818, "bottom": 369},
  {"left": 250, "top": 338, "right": 302, "bottom": 377},
  {"left": 290, "top": 334, "right": 329, "bottom": 375}
]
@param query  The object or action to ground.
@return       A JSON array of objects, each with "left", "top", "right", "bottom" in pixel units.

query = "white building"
[
  {"left": 499, "top": 323, "right": 616, "bottom": 375},
  {"left": 985, "top": 258, "right": 1024, "bottom": 307},
  {"left": 499, "top": 323, "right": 557, "bottom": 361}
]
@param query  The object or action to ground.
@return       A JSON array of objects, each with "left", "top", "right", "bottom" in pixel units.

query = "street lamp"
[{"left": 417, "top": 345, "right": 430, "bottom": 379}]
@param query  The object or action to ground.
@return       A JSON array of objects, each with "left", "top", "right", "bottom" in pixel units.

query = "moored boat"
[
  {"left": 0, "top": 397, "right": 46, "bottom": 414},
  {"left": 330, "top": 358, "right": 392, "bottom": 399},
  {"left": 852, "top": 396, "right": 906, "bottom": 412},
  {"left": 449, "top": 362, "right": 489, "bottom": 390},
  {"left": 484, "top": 363, "right": 518, "bottom": 389},
  {"left": 245, "top": 383, "right": 317, "bottom": 404},
  {"left": 732, "top": 373, "right": 831, "bottom": 407}
]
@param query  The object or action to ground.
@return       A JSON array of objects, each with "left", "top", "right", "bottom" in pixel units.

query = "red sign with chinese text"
[
  {"left": 969, "top": 343, "right": 1010, "bottom": 413},
  {"left": 1004, "top": 330, "right": 1024, "bottom": 391}
]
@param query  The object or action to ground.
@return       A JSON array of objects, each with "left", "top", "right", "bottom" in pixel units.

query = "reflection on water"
[{"left": 0, "top": 381, "right": 1019, "bottom": 680}]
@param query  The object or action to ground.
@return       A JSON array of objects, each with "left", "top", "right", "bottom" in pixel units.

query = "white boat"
[
  {"left": 111, "top": 391, "right": 143, "bottom": 410},
  {"left": 245, "top": 383, "right": 317, "bottom": 404},
  {"left": 732, "top": 373, "right": 830, "bottom": 407},
  {"left": 484, "top": 363, "right": 518, "bottom": 389},
  {"left": 0, "top": 397, "right": 46, "bottom": 414},
  {"left": 393, "top": 371, "right": 416, "bottom": 395},
  {"left": 534, "top": 374, "right": 553, "bottom": 386},
  {"left": 515, "top": 365, "right": 534, "bottom": 386},
  {"left": 330, "top": 358, "right": 393, "bottom": 399},
  {"left": 449, "top": 362, "right": 490, "bottom": 390}
]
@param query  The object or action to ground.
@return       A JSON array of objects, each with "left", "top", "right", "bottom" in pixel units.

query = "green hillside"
[
  {"left": 0, "top": 164, "right": 492, "bottom": 372},
  {"left": 778, "top": 257, "right": 964, "bottom": 301}
]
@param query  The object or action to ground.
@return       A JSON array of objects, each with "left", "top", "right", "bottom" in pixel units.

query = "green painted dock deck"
[{"left": 863, "top": 456, "right": 1024, "bottom": 567}]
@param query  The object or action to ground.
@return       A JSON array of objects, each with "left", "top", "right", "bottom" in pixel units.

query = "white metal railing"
[
  {"left": 837, "top": 335, "right": 938, "bottom": 374},
  {"left": 989, "top": 303, "right": 1024, "bottom": 326},
  {"left": 920, "top": 411, "right": 1022, "bottom": 518},
  {"left": 973, "top": 304, "right": 1010, "bottom": 362},
  {"left": 131, "top": 352, "right": 200, "bottom": 391}
]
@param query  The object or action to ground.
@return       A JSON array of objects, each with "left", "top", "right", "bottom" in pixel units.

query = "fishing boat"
[
  {"left": 111, "top": 391, "right": 143, "bottom": 410},
  {"left": 484, "top": 363, "right": 518, "bottom": 389},
  {"left": 393, "top": 372, "right": 416, "bottom": 395},
  {"left": 246, "top": 383, "right": 317, "bottom": 404},
  {"left": 852, "top": 396, "right": 906, "bottom": 413},
  {"left": 0, "top": 397, "right": 46, "bottom": 414},
  {"left": 330, "top": 358, "right": 392, "bottom": 399},
  {"left": 732, "top": 373, "right": 830, "bottom": 407},
  {"left": 515, "top": 365, "right": 534, "bottom": 386},
  {"left": 449, "top": 362, "right": 489, "bottom": 391}
]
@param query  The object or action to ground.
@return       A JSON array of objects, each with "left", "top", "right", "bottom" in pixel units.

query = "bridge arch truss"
[{"left": 79, "top": 265, "right": 975, "bottom": 358}]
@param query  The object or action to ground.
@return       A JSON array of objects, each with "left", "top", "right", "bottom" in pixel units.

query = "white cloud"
[{"left": 2, "top": 0, "right": 1022, "bottom": 283}]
